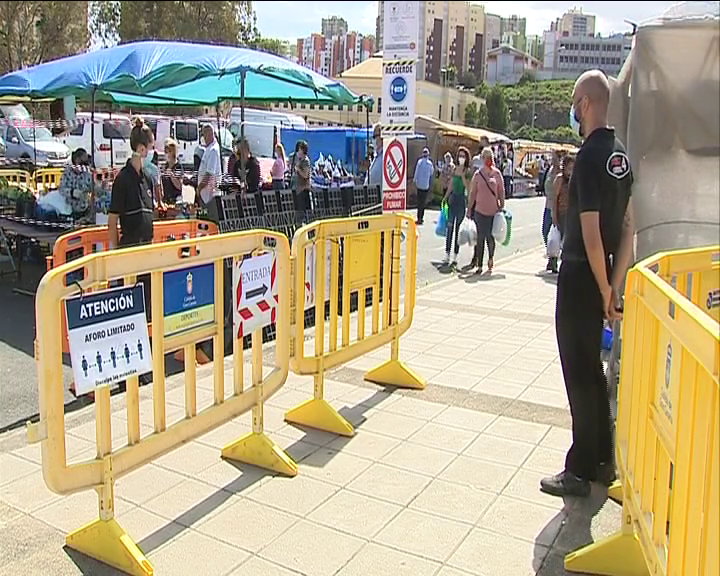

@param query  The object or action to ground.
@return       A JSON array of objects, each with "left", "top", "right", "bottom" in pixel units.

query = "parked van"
[
  {"left": 60, "top": 112, "right": 132, "bottom": 169},
  {"left": 0, "top": 104, "right": 70, "bottom": 168}
]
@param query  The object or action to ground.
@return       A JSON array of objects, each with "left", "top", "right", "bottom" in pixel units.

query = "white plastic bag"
[
  {"left": 492, "top": 211, "right": 507, "bottom": 242},
  {"left": 38, "top": 189, "right": 72, "bottom": 216},
  {"left": 547, "top": 225, "right": 562, "bottom": 257},
  {"left": 458, "top": 217, "right": 477, "bottom": 246}
]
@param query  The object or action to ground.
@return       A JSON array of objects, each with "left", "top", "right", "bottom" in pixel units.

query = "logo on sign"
[{"left": 390, "top": 76, "right": 407, "bottom": 103}]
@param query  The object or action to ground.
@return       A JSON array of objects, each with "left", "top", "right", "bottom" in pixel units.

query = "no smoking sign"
[{"left": 382, "top": 137, "right": 407, "bottom": 212}]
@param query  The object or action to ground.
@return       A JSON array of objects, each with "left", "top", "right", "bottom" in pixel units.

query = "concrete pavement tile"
[
  {"left": 519, "top": 386, "right": 568, "bottom": 409},
  {"left": 485, "top": 415, "right": 550, "bottom": 444},
  {"left": 480, "top": 495, "right": 566, "bottom": 547},
  {"left": 381, "top": 441, "right": 456, "bottom": 477},
  {"left": 382, "top": 396, "right": 446, "bottom": 420},
  {"left": 190, "top": 421, "right": 251, "bottom": 450},
  {"left": 0, "top": 452, "right": 39, "bottom": 486},
  {"left": 347, "top": 463, "right": 431, "bottom": 506},
  {"left": 116, "top": 506, "right": 182, "bottom": 554},
  {"left": 433, "top": 406, "right": 497, "bottom": 433},
  {"left": 148, "top": 529, "right": 249, "bottom": 575},
  {"left": 0, "top": 470, "right": 61, "bottom": 513},
  {"left": 323, "top": 380, "right": 363, "bottom": 400},
  {"left": 358, "top": 410, "right": 426, "bottom": 439},
  {"left": 228, "top": 556, "right": 302, "bottom": 576},
  {"left": 155, "top": 440, "right": 221, "bottom": 476},
  {"left": 406, "top": 363, "right": 441, "bottom": 382},
  {"left": 439, "top": 455, "right": 516, "bottom": 494},
  {"left": 327, "top": 430, "right": 402, "bottom": 460},
  {"left": 503, "top": 469, "right": 568, "bottom": 509},
  {"left": 471, "top": 377, "right": 527, "bottom": 400},
  {"left": 308, "top": 489, "right": 402, "bottom": 539},
  {"left": 428, "top": 343, "right": 480, "bottom": 360},
  {"left": 448, "top": 527, "right": 549, "bottom": 576},
  {"left": 337, "top": 542, "right": 440, "bottom": 576},
  {"left": 335, "top": 386, "right": 398, "bottom": 409},
  {"left": 196, "top": 496, "right": 298, "bottom": 553},
  {"left": 260, "top": 519, "right": 365, "bottom": 576},
  {"left": 114, "top": 464, "right": 186, "bottom": 506},
  {"left": 523, "top": 446, "right": 568, "bottom": 476},
  {"left": 430, "top": 369, "right": 483, "bottom": 390},
  {"left": 0, "top": 499, "right": 23, "bottom": 528},
  {"left": 274, "top": 423, "right": 338, "bottom": 447},
  {"left": 33, "top": 490, "right": 133, "bottom": 533},
  {"left": 374, "top": 508, "right": 472, "bottom": 562},
  {"left": 406, "top": 353, "right": 459, "bottom": 372},
  {"left": 194, "top": 459, "right": 270, "bottom": 495},
  {"left": 409, "top": 478, "right": 495, "bottom": 524},
  {"left": 165, "top": 385, "right": 216, "bottom": 409},
  {"left": 143, "top": 478, "right": 231, "bottom": 527},
  {"left": 449, "top": 358, "right": 502, "bottom": 375},
  {"left": 273, "top": 435, "right": 321, "bottom": 463},
  {"left": 248, "top": 474, "right": 337, "bottom": 516},
  {"left": 267, "top": 389, "right": 318, "bottom": 411},
  {"left": 463, "top": 434, "right": 534, "bottom": 467},
  {"left": 408, "top": 422, "right": 478, "bottom": 454},
  {"left": 8, "top": 441, "right": 42, "bottom": 464},
  {"left": 532, "top": 374, "right": 566, "bottom": 393},
  {"left": 535, "top": 549, "right": 567, "bottom": 576},
  {"left": 554, "top": 494, "right": 622, "bottom": 554},
  {"left": 347, "top": 355, "right": 382, "bottom": 372},
  {"left": 114, "top": 398, "right": 183, "bottom": 429},
  {"left": 436, "top": 567, "right": 478, "bottom": 576},
  {"left": 300, "top": 447, "right": 373, "bottom": 486},
  {"left": 488, "top": 365, "right": 541, "bottom": 386},
  {"left": 539, "top": 426, "right": 572, "bottom": 452},
  {"left": 503, "top": 353, "right": 553, "bottom": 374}
]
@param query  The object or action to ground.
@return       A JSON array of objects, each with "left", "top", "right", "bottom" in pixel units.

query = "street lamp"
[{"left": 531, "top": 46, "right": 565, "bottom": 133}]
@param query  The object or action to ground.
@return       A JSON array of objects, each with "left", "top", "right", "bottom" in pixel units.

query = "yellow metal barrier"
[
  {"left": 286, "top": 213, "right": 424, "bottom": 436},
  {"left": 33, "top": 167, "right": 65, "bottom": 194},
  {"left": 30, "top": 230, "right": 296, "bottom": 576},
  {"left": 566, "top": 246, "right": 720, "bottom": 576},
  {"left": 0, "top": 168, "right": 33, "bottom": 191}
]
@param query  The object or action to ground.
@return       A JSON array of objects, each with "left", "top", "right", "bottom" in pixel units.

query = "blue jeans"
[
  {"left": 445, "top": 194, "right": 466, "bottom": 255},
  {"left": 542, "top": 207, "right": 552, "bottom": 245}
]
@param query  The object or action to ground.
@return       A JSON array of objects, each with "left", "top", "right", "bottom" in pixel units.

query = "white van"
[
  {"left": 61, "top": 112, "right": 132, "bottom": 169},
  {"left": 227, "top": 108, "right": 306, "bottom": 159},
  {"left": 139, "top": 115, "right": 199, "bottom": 168}
]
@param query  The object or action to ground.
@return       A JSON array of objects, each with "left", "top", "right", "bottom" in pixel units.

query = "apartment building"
[
  {"left": 559, "top": 7, "right": 596, "bottom": 37},
  {"left": 296, "top": 30, "right": 375, "bottom": 78},
  {"left": 500, "top": 14, "right": 527, "bottom": 51},
  {"left": 543, "top": 30, "right": 632, "bottom": 79},
  {"left": 322, "top": 16, "right": 348, "bottom": 38}
]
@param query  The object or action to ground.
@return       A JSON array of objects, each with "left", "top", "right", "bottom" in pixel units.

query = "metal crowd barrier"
[
  {"left": 33, "top": 167, "right": 65, "bottom": 195},
  {"left": 50, "top": 219, "right": 218, "bottom": 356},
  {"left": 29, "top": 229, "right": 295, "bottom": 576},
  {"left": 0, "top": 168, "right": 33, "bottom": 191},
  {"left": 286, "top": 213, "right": 424, "bottom": 436},
  {"left": 566, "top": 245, "right": 719, "bottom": 576}
]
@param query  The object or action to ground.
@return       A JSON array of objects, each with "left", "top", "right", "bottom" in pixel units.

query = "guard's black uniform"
[
  {"left": 109, "top": 160, "right": 155, "bottom": 321},
  {"left": 557, "top": 127, "right": 632, "bottom": 481}
]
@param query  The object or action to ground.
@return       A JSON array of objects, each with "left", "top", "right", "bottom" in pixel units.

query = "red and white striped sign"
[{"left": 232, "top": 252, "right": 278, "bottom": 339}]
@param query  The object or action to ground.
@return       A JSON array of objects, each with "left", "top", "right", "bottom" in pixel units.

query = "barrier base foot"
[
  {"left": 365, "top": 359, "right": 426, "bottom": 390},
  {"left": 66, "top": 517, "right": 153, "bottom": 576},
  {"left": 607, "top": 481, "right": 623, "bottom": 504},
  {"left": 565, "top": 532, "right": 647, "bottom": 576},
  {"left": 285, "top": 398, "right": 355, "bottom": 437},
  {"left": 222, "top": 432, "right": 298, "bottom": 477}
]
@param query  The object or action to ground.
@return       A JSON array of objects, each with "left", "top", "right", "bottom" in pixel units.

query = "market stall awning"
[
  {"left": 415, "top": 115, "right": 510, "bottom": 143},
  {"left": 0, "top": 41, "right": 360, "bottom": 105}
]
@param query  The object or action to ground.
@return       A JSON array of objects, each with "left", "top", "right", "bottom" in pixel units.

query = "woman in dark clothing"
[
  {"left": 232, "top": 138, "right": 261, "bottom": 194},
  {"left": 161, "top": 137, "right": 184, "bottom": 204}
]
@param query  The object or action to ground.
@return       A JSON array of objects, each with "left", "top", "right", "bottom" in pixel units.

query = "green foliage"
[
  {"left": 486, "top": 85, "right": 508, "bottom": 132},
  {"left": 474, "top": 81, "right": 488, "bottom": 99},
  {"left": 460, "top": 71, "right": 477, "bottom": 88},
  {"left": 251, "top": 37, "right": 290, "bottom": 57},
  {"left": 90, "top": 1, "right": 258, "bottom": 47},
  {"left": 0, "top": 1, "right": 89, "bottom": 73},
  {"left": 463, "top": 101, "right": 489, "bottom": 129}
]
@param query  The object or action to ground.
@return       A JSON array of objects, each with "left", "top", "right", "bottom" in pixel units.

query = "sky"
[{"left": 254, "top": 1, "right": 685, "bottom": 41}]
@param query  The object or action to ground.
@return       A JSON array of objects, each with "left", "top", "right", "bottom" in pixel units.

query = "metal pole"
[
  {"left": 109, "top": 109, "right": 114, "bottom": 169},
  {"left": 90, "top": 89, "right": 96, "bottom": 221},
  {"left": 240, "top": 69, "right": 246, "bottom": 186},
  {"left": 215, "top": 98, "right": 223, "bottom": 171},
  {"left": 32, "top": 104, "right": 37, "bottom": 168},
  {"left": 531, "top": 77, "right": 537, "bottom": 133}
]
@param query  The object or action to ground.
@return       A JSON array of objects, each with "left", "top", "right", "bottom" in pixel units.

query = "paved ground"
[
  {"left": 0, "top": 196, "right": 547, "bottom": 432},
  {"left": 0, "top": 248, "right": 621, "bottom": 576}
]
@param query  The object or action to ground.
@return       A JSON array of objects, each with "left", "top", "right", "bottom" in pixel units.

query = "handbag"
[{"left": 476, "top": 169, "right": 502, "bottom": 211}]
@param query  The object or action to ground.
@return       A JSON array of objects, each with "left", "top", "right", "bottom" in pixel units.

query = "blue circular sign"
[{"left": 390, "top": 76, "right": 407, "bottom": 103}]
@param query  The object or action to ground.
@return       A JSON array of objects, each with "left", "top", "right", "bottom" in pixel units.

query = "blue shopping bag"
[{"left": 435, "top": 204, "right": 447, "bottom": 237}]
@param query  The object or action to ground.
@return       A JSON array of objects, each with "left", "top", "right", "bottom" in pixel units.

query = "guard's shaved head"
[{"left": 573, "top": 70, "right": 610, "bottom": 110}]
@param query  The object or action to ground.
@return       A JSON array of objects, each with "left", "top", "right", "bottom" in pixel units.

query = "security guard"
[{"left": 540, "top": 70, "right": 635, "bottom": 498}]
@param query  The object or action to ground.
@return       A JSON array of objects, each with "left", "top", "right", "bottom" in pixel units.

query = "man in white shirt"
[{"left": 197, "top": 123, "right": 222, "bottom": 223}]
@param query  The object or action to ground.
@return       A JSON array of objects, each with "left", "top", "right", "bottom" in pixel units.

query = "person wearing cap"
[
  {"left": 413, "top": 147, "right": 434, "bottom": 224},
  {"left": 197, "top": 123, "right": 222, "bottom": 223},
  {"left": 365, "top": 124, "right": 383, "bottom": 188}
]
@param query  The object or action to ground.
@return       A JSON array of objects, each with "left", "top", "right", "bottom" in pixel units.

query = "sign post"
[{"left": 382, "top": 1, "right": 419, "bottom": 212}]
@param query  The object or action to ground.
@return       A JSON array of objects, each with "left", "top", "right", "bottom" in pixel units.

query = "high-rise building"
[
  {"left": 296, "top": 31, "right": 375, "bottom": 77},
  {"left": 542, "top": 29, "right": 631, "bottom": 79},
  {"left": 525, "top": 34, "right": 544, "bottom": 60},
  {"left": 500, "top": 15, "right": 527, "bottom": 51},
  {"left": 555, "top": 7, "right": 596, "bottom": 37},
  {"left": 484, "top": 13, "right": 502, "bottom": 52},
  {"left": 322, "top": 16, "right": 348, "bottom": 38}
]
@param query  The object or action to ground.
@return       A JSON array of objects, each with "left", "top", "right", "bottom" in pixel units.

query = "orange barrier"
[{"left": 50, "top": 219, "right": 218, "bottom": 357}]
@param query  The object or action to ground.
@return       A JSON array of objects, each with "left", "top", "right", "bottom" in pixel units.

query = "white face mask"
[{"left": 458, "top": 157, "right": 466, "bottom": 167}]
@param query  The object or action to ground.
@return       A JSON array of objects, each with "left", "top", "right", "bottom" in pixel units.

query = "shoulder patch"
[{"left": 606, "top": 152, "right": 630, "bottom": 179}]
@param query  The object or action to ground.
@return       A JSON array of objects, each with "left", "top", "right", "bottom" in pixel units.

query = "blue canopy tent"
[{"left": 0, "top": 41, "right": 367, "bottom": 172}]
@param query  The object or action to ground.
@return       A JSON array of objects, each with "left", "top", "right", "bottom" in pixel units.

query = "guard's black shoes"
[
  {"left": 540, "top": 471, "right": 591, "bottom": 497},
  {"left": 596, "top": 461, "right": 617, "bottom": 486}
]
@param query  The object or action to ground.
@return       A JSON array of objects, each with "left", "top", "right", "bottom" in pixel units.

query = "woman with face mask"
[
  {"left": 441, "top": 146, "right": 471, "bottom": 266},
  {"left": 553, "top": 154, "right": 574, "bottom": 239}
]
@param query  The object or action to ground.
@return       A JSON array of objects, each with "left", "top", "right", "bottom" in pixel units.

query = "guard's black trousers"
[{"left": 556, "top": 259, "right": 613, "bottom": 480}]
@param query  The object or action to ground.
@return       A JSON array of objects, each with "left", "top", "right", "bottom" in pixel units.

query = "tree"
[
  {"left": 251, "top": 36, "right": 290, "bottom": 57},
  {"left": 0, "top": 1, "right": 89, "bottom": 73},
  {"left": 90, "top": 1, "right": 258, "bottom": 47},
  {"left": 460, "top": 71, "right": 477, "bottom": 88},
  {"left": 486, "top": 85, "right": 509, "bottom": 132},
  {"left": 464, "top": 102, "right": 478, "bottom": 127},
  {"left": 474, "top": 81, "right": 488, "bottom": 99},
  {"left": 477, "top": 102, "right": 489, "bottom": 128}
]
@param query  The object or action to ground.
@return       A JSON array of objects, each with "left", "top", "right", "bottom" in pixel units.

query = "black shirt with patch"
[
  {"left": 109, "top": 160, "right": 155, "bottom": 246},
  {"left": 562, "top": 128, "right": 633, "bottom": 265}
]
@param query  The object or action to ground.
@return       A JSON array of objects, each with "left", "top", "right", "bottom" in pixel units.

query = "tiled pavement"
[{"left": 0, "top": 249, "right": 621, "bottom": 576}]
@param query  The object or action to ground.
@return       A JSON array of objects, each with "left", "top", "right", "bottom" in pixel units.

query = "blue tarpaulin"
[
  {"left": 0, "top": 41, "right": 360, "bottom": 105},
  {"left": 280, "top": 127, "right": 371, "bottom": 172}
]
